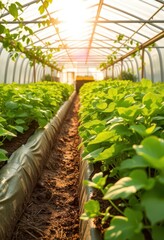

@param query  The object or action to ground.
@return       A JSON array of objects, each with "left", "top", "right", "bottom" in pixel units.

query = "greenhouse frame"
[
  {"left": 0, "top": 1, "right": 164, "bottom": 240},
  {"left": 0, "top": 0, "right": 164, "bottom": 84}
]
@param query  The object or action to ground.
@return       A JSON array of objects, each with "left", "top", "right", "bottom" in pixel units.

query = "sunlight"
[{"left": 54, "top": 0, "right": 89, "bottom": 39}]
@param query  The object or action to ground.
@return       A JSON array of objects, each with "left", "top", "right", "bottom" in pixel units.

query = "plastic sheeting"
[
  {"left": 79, "top": 153, "right": 102, "bottom": 240},
  {"left": 0, "top": 91, "right": 76, "bottom": 240}
]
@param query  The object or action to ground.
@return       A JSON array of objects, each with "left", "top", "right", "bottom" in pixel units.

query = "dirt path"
[{"left": 12, "top": 95, "right": 80, "bottom": 240}]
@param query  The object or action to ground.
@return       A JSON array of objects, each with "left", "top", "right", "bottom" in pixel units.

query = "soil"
[{"left": 7, "top": 95, "right": 81, "bottom": 240}]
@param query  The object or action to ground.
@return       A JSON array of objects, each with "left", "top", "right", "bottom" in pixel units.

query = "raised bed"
[
  {"left": 78, "top": 79, "right": 164, "bottom": 240},
  {"left": 0, "top": 91, "right": 76, "bottom": 240}
]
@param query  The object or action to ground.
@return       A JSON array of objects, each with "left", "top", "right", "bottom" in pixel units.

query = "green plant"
[
  {"left": 0, "top": 81, "right": 73, "bottom": 161},
  {"left": 118, "top": 71, "right": 138, "bottom": 82},
  {"left": 78, "top": 79, "right": 164, "bottom": 240},
  {"left": 41, "top": 74, "right": 52, "bottom": 81},
  {"left": 0, "top": 0, "right": 61, "bottom": 69}
]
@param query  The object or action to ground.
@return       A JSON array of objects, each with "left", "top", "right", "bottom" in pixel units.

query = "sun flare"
[{"left": 55, "top": 0, "right": 89, "bottom": 39}]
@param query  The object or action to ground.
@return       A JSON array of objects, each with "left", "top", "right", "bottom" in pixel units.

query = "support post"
[
  {"left": 120, "top": 60, "right": 123, "bottom": 79},
  {"left": 141, "top": 48, "right": 145, "bottom": 79},
  {"left": 51, "top": 68, "right": 53, "bottom": 81},
  {"left": 112, "top": 65, "right": 114, "bottom": 80},
  {"left": 33, "top": 59, "right": 36, "bottom": 83}
]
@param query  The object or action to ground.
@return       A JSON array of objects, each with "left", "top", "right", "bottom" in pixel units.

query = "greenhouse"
[{"left": 0, "top": 0, "right": 164, "bottom": 240}]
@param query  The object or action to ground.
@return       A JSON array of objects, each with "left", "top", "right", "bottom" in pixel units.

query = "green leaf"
[
  {"left": 38, "top": 5, "right": 45, "bottom": 14},
  {"left": 9, "top": 3, "right": 18, "bottom": 19},
  {"left": 39, "top": 118, "right": 48, "bottom": 128},
  {"left": 110, "top": 123, "right": 132, "bottom": 137},
  {"left": 142, "top": 92, "right": 161, "bottom": 109},
  {"left": 0, "top": 127, "right": 16, "bottom": 137},
  {"left": 117, "top": 105, "right": 139, "bottom": 120},
  {"left": 141, "top": 183, "right": 164, "bottom": 225},
  {"left": 88, "top": 131, "right": 115, "bottom": 145},
  {"left": 81, "top": 119, "right": 105, "bottom": 129},
  {"left": 14, "top": 125, "right": 24, "bottom": 133},
  {"left": 96, "top": 102, "right": 107, "bottom": 110},
  {"left": 0, "top": 117, "right": 6, "bottom": 123},
  {"left": 91, "top": 172, "right": 107, "bottom": 189},
  {"left": 15, "top": 119, "right": 26, "bottom": 125},
  {"left": 130, "top": 124, "right": 159, "bottom": 137},
  {"left": 140, "top": 78, "right": 152, "bottom": 88},
  {"left": 0, "top": 24, "right": 5, "bottom": 34},
  {"left": 83, "top": 147, "right": 104, "bottom": 161},
  {"left": 95, "top": 143, "right": 128, "bottom": 161},
  {"left": 104, "top": 169, "right": 154, "bottom": 200},
  {"left": 80, "top": 200, "right": 100, "bottom": 220},
  {"left": 5, "top": 101, "right": 18, "bottom": 109},
  {"left": 152, "top": 225, "right": 164, "bottom": 240},
  {"left": 104, "top": 208, "right": 143, "bottom": 240},
  {"left": 108, "top": 88, "right": 118, "bottom": 99},
  {"left": 119, "top": 155, "right": 148, "bottom": 170},
  {"left": 134, "top": 136, "right": 164, "bottom": 170},
  {"left": 0, "top": 149, "right": 8, "bottom": 161},
  {"left": 16, "top": 112, "right": 29, "bottom": 118},
  {"left": 107, "top": 117, "right": 124, "bottom": 125},
  {"left": 104, "top": 102, "right": 116, "bottom": 113}
]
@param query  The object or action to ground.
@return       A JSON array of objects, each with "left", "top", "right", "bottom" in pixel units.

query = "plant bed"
[
  {"left": 0, "top": 81, "right": 73, "bottom": 161},
  {"left": 78, "top": 79, "right": 164, "bottom": 240},
  {"left": 0, "top": 90, "right": 76, "bottom": 240},
  {"left": 11, "top": 95, "right": 80, "bottom": 240}
]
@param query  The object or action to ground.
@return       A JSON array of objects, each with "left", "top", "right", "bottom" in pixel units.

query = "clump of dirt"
[{"left": 11, "top": 96, "right": 80, "bottom": 240}]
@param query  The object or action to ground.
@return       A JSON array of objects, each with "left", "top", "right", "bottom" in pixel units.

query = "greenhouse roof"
[{"left": 1, "top": 0, "right": 164, "bottom": 70}]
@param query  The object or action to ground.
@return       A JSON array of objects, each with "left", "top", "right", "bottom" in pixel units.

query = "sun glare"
[{"left": 55, "top": 0, "right": 89, "bottom": 39}]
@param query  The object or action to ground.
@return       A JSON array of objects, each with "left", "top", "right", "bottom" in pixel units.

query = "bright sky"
[{"left": 53, "top": 0, "right": 90, "bottom": 39}]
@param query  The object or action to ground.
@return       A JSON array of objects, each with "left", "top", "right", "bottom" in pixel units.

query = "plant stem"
[{"left": 108, "top": 199, "right": 124, "bottom": 215}]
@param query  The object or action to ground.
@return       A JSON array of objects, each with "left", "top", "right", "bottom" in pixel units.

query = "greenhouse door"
[{"left": 67, "top": 72, "right": 75, "bottom": 84}]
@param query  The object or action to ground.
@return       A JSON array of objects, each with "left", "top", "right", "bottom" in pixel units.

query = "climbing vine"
[
  {"left": 99, "top": 33, "right": 155, "bottom": 71},
  {"left": 0, "top": 0, "right": 61, "bottom": 70}
]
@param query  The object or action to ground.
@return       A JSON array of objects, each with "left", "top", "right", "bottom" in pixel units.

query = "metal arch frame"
[
  {"left": 0, "top": 46, "right": 5, "bottom": 82},
  {"left": 37, "top": 65, "right": 43, "bottom": 82},
  {"left": 41, "top": 3, "right": 75, "bottom": 68},
  {"left": 144, "top": 49, "right": 154, "bottom": 82},
  {"left": 95, "top": 17, "right": 161, "bottom": 52},
  {"left": 103, "top": 3, "right": 164, "bottom": 31},
  {"left": 156, "top": 47, "right": 164, "bottom": 82},
  {"left": 102, "top": 31, "right": 164, "bottom": 69},
  {"left": 35, "top": 63, "right": 42, "bottom": 82},
  {"left": 4, "top": 53, "right": 13, "bottom": 83},
  {"left": 133, "top": 57, "right": 140, "bottom": 81},
  {"left": 127, "top": 58, "right": 135, "bottom": 74},
  {"left": 0, "top": 46, "right": 3, "bottom": 55},
  {"left": 99, "top": 16, "right": 153, "bottom": 41},
  {"left": 123, "top": 60, "right": 130, "bottom": 73},
  {"left": 95, "top": 24, "right": 142, "bottom": 50},
  {"left": 28, "top": 64, "right": 34, "bottom": 83},
  {"left": 12, "top": 53, "right": 23, "bottom": 83},
  {"left": 23, "top": 59, "right": 30, "bottom": 83},
  {"left": 140, "top": 0, "right": 164, "bottom": 7},
  {"left": 18, "top": 58, "right": 27, "bottom": 84},
  {"left": 85, "top": 0, "right": 104, "bottom": 64},
  {"left": 114, "top": 64, "right": 120, "bottom": 78},
  {"left": 101, "top": 3, "right": 164, "bottom": 65},
  {"left": 0, "top": 1, "right": 163, "bottom": 76}
]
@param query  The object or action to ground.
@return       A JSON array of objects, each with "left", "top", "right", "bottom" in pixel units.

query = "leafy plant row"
[
  {"left": 78, "top": 79, "right": 164, "bottom": 240},
  {"left": 0, "top": 81, "right": 73, "bottom": 161}
]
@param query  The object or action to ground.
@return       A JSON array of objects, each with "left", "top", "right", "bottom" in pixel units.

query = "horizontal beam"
[
  {"left": 0, "top": 20, "right": 164, "bottom": 24},
  {"left": 102, "top": 31, "right": 164, "bottom": 70},
  {"left": 35, "top": 46, "right": 164, "bottom": 49}
]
